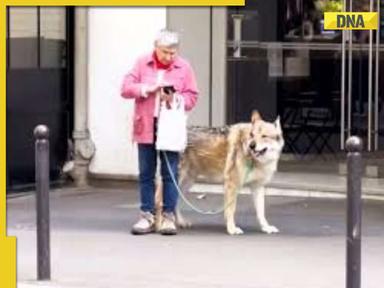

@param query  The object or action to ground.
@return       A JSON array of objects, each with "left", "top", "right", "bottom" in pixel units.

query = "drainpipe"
[{"left": 70, "top": 7, "right": 95, "bottom": 187}]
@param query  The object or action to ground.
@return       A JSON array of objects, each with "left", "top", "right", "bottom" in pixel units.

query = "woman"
[{"left": 121, "top": 29, "right": 199, "bottom": 235}]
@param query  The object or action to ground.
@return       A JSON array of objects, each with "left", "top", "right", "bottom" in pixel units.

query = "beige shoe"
[
  {"left": 131, "top": 211, "right": 155, "bottom": 235},
  {"left": 159, "top": 212, "right": 177, "bottom": 235}
]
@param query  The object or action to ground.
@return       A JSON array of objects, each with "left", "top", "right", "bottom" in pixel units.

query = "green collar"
[
  {"left": 243, "top": 158, "right": 255, "bottom": 184},
  {"left": 245, "top": 158, "right": 254, "bottom": 170}
]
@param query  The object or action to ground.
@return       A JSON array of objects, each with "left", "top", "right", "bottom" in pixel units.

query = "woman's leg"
[
  {"left": 138, "top": 144, "right": 157, "bottom": 213},
  {"left": 159, "top": 150, "right": 179, "bottom": 213}
]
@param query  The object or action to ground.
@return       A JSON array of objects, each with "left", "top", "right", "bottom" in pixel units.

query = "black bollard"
[
  {"left": 34, "top": 125, "right": 51, "bottom": 280},
  {"left": 345, "top": 136, "right": 363, "bottom": 288}
]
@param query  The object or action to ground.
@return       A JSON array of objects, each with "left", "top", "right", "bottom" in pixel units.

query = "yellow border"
[
  {"left": 1, "top": 4, "right": 17, "bottom": 288},
  {"left": 6, "top": 0, "right": 244, "bottom": 5},
  {"left": 0, "top": 2, "right": 244, "bottom": 288}
]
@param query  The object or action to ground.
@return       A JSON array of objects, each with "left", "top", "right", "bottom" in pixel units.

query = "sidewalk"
[
  {"left": 270, "top": 172, "right": 384, "bottom": 196},
  {"left": 192, "top": 172, "right": 384, "bottom": 199},
  {"left": 7, "top": 182, "right": 384, "bottom": 288}
]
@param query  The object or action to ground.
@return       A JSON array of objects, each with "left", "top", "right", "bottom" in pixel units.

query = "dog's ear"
[
  {"left": 251, "top": 110, "right": 262, "bottom": 124},
  {"left": 274, "top": 116, "right": 281, "bottom": 131}
]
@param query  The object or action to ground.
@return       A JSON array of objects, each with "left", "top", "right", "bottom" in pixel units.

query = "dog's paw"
[
  {"left": 177, "top": 218, "right": 192, "bottom": 229},
  {"left": 227, "top": 226, "right": 244, "bottom": 235},
  {"left": 260, "top": 225, "right": 279, "bottom": 234}
]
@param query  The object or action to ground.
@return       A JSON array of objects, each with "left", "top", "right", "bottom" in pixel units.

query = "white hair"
[{"left": 154, "top": 29, "right": 179, "bottom": 48}]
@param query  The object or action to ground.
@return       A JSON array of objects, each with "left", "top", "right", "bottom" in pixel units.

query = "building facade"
[{"left": 6, "top": 1, "right": 384, "bottom": 190}]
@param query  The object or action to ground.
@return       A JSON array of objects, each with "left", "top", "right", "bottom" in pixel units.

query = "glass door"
[{"left": 227, "top": 1, "right": 344, "bottom": 164}]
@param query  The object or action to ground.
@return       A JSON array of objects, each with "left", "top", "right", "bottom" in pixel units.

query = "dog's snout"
[{"left": 249, "top": 141, "right": 256, "bottom": 150}]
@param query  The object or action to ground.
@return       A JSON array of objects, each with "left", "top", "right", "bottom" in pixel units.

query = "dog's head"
[{"left": 243, "top": 111, "right": 284, "bottom": 163}]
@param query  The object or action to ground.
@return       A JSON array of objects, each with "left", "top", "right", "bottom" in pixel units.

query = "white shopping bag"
[{"left": 156, "top": 95, "right": 187, "bottom": 152}]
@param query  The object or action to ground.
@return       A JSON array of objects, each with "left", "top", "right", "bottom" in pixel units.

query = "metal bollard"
[
  {"left": 345, "top": 136, "right": 363, "bottom": 288},
  {"left": 34, "top": 125, "right": 51, "bottom": 280}
]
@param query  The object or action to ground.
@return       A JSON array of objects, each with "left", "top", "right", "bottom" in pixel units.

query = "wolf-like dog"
[{"left": 156, "top": 111, "right": 284, "bottom": 235}]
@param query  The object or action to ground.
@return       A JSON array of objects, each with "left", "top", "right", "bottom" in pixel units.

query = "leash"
[{"left": 162, "top": 151, "right": 253, "bottom": 215}]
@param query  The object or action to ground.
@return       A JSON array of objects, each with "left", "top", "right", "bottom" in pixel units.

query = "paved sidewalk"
[
  {"left": 7, "top": 185, "right": 384, "bottom": 288},
  {"left": 191, "top": 171, "right": 384, "bottom": 200},
  {"left": 269, "top": 172, "right": 384, "bottom": 196}
]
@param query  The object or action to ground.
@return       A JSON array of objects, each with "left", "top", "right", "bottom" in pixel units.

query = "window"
[
  {"left": 7, "top": 6, "right": 67, "bottom": 69},
  {"left": 9, "top": 7, "right": 38, "bottom": 68}
]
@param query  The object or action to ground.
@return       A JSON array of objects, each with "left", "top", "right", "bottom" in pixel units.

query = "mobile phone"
[{"left": 163, "top": 85, "right": 176, "bottom": 95}]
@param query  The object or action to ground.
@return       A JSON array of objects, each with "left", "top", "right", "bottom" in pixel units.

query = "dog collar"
[
  {"left": 245, "top": 158, "right": 254, "bottom": 170},
  {"left": 242, "top": 158, "right": 254, "bottom": 184}
]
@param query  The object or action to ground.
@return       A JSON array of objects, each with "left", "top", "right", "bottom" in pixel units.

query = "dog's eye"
[
  {"left": 276, "top": 136, "right": 281, "bottom": 141},
  {"left": 262, "top": 135, "right": 268, "bottom": 139},
  {"left": 250, "top": 132, "right": 254, "bottom": 137}
]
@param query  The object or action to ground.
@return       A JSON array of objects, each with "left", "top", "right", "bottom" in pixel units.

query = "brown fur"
[{"left": 156, "top": 111, "right": 284, "bottom": 235}]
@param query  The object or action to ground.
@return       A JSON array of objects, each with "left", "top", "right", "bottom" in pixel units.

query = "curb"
[{"left": 190, "top": 183, "right": 384, "bottom": 201}]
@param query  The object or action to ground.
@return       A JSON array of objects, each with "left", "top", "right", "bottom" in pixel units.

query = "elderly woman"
[{"left": 121, "top": 29, "right": 199, "bottom": 235}]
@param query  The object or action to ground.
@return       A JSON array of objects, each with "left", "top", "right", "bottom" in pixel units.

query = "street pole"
[
  {"left": 345, "top": 136, "right": 363, "bottom": 288},
  {"left": 34, "top": 125, "right": 51, "bottom": 280}
]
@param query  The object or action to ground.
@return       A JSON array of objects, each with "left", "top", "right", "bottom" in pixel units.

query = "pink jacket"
[{"left": 121, "top": 53, "right": 199, "bottom": 144}]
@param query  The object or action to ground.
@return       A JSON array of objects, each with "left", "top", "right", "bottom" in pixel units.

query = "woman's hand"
[{"left": 145, "top": 84, "right": 162, "bottom": 94}]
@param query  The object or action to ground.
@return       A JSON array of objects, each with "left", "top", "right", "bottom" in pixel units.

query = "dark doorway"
[{"left": 6, "top": 7, "right": 74, "bottom": 191}]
